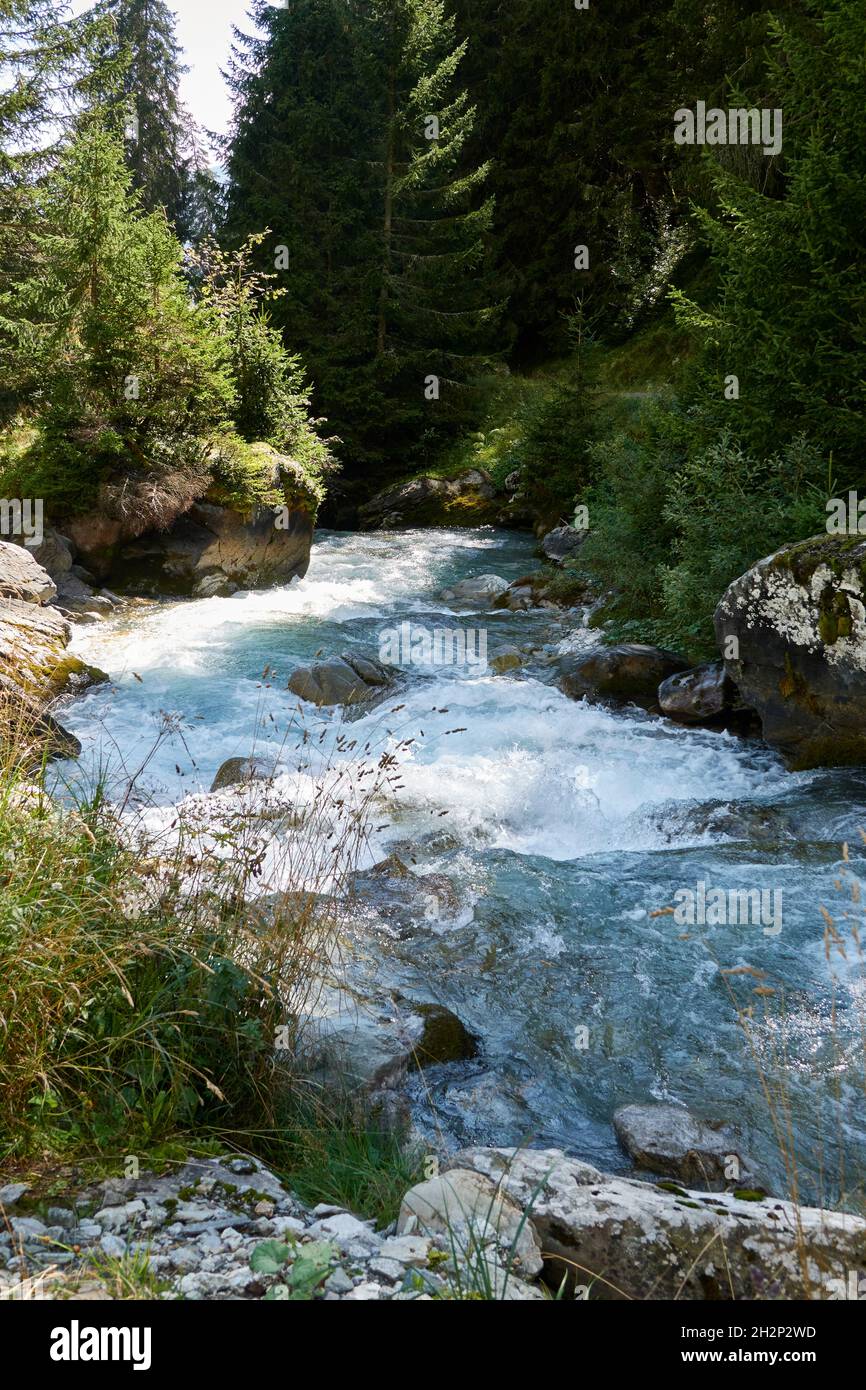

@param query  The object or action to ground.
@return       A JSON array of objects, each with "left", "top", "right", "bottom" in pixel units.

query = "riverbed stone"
[
  {"left": 657, "top": 661, "right": 735, "bottom": 724},
  {"left": 612, "top": 1103, "right": 758, "bottom": 1189},
  {"left": 210, "top": 755, "right": 277, "bottom": 793},
  {"left": 541, "top": 525, "right": 587, "bottom": 565},
  {"left": 558, "top": 643, "right": 688, "bottom": 708},
  {"left": 359, "top": 469, "right": 499, "bottom": 530},
  {"left": 439, "top": 574, "right": 510, "bottom": 606},
  {"left": 287, "top": 652, "right": 396, "bottom": 707}
]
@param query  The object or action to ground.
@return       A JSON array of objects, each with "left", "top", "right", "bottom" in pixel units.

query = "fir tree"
[
  {"left": 2, "top": 124, "right": 234, "bottom": 518},
  {"left": 98, "top": 0, "right": 204, "bottom": 237},
  {"left": 224, "top": 0, "right": 496, "bottom": 472}
]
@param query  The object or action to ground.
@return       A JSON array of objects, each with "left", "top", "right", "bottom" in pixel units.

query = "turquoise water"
[{"left": 60, "top": 527, "right": 866, "bottom": 1204}]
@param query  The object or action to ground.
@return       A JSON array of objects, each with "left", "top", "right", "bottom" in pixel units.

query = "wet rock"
[
  {"left": 351, "top": 856, "right": 462, "bottom": 931},
  {"left": 657, "top": 661, "right": 736, "bottom": 724},
  {"left": 489, "top": 645, "right": 523, "bottom": 674},
  {"left": 287, "top": 652, "right": 396, "bottom": 707},
  {"left": 454, "top": 1146, "right": 866, "bottom": 1300},
  {"left": 304, "top": 989, "right": 476, "bottom": 1095},
  {"left": 541, "top": 525, "right": 587, "bottom": 565},
  {"left": 716, "top": 534, "right": 866, "bottom": 768},
  {"left": 397, "top": 1169, "right": 543, "bottom": 1278},
  {"left": 612, "top": 1103, "right": 758, "bottom": 1189},
  {"left": 53, "top": 572, "right": 115, "bottom": 617},
  {"left": 558, "top": 643, "right": 688, "bottom": 708},
  {"left": 210, "top": 755, "right": 277, "bottom": 793},
  {"left": 439, "top": 574, "right": 510, "bottom": 606},
  {"left": 359, "top": 469, "right": 499, "bottom": 530}
]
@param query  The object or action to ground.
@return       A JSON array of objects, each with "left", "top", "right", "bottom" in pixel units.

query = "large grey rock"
[
  {"left": 26, "top": 529, "right": 74, "bottom": 581},
  {"left": 210, "top": 755, "right": 277, "bottom": 793},
  {"left": 439, "top": 574, "right": 510, "bottom": 606},
  {"left": 0, "top": 540, "right": 56, "bottom": 604},
  {"left": 541, "top": 525, "right": 587, "bottom": 565},
  {"left": 65, "top": 444, "right": 317, "bottom": 589},
  {"left": 359, "top": 469, "right": 499, "bottom": 531},
  {"left": 657, "top": 660, "right": 737, "bottom": 724},
  {"left": 715, "top": 534, "right": 866, "bottom": 768},
  {"left": 453, "top": 1147, "right": 866, "bottom": 1300},
  {"left": 559, "top": 643, "right": 688, "bottom": 708},
  {"left": 303, "top": 988, "right": 476, "bottom": 1094},
  {"left": 612, "top": 1103, "right": 758, "bottom": 1189},
  {"left": 397, "top": 1168, "right": 544, "bottom": 1279},
  {"left": 53, "top": 572, "right": 115, "bottom": 617},
  {"left": 0, "top": 544, "right": 82, "bottom": 759},
  {"left": 287, "top": 652, "right": 395, "bottom": 707}
]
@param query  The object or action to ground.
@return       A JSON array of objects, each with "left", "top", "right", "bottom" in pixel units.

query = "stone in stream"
[
  {"left": 612, "top": 1103, "right": 759, "bottom": 1190},
  {"left": 287, "top": 651, "right": 396, "bottom": 707},
  {"left": 715, "top": 533, "right": 866, "bottom": 768},
  {"left": 657, "top": 660, "right": 733, "bottom": 724},
  {"left": 438, "top": 573, "right": 510, "bottom": 606},
  {"left": 210, "top": 755, "right": 278, "bottom": 793},
  {"left": 488, "top": 645, "right": 523, "bottom": 674},
  {"left": 358, "top": 469, "right": 499, "bottom": 530},
  {"left": 558, "top": 642, "right": 688, "bottom": 708},
  {"left": 303, "top": 988, "right": 477, "bottom": 1097}
]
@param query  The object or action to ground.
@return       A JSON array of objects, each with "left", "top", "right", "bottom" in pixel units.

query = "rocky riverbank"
[{"left": 3, "top": 1144, "right": 862, "bottom": 1302}]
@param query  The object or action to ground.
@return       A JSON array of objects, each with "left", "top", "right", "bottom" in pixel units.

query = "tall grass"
[{"left": 0, "top": 689, "right": 416, "bottom": 1208}]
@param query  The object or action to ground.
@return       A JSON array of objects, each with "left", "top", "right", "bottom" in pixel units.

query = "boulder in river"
[
  {"left": 358, "top": 469, "right": 499, "bottom": 530},
  {"left": 657, "top": 660, "right": 740, "bottom": 724},
  {"left": 439, "top": 574, "right": 510, "bottom": 606},
  {"left": 716, "top": 534, "right": 866, "bottom": 768},
  {"left": 303, "top": 989, "right": 477, "bottom": 1095},
  {"left": 558, "top": 643, "right": 688, "bottom": 708},
  {"left": 287, "top": 652, "right": 396, "bottom": 707},
  {"left": 613, "top": 1103, "right": 759, "bottom": 1190},
  {"left": 451, "top": 1146, "right": 866, "bottom": 1300},
  {"left": 63, "top": 444, "right": 318, "bottom": 591},
  {"left": 210, "top": 755, "right": 278, "bottom": 793}
]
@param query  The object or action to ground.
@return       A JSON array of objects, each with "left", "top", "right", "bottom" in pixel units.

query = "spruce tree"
[
  {"left": 671, "top": 0, "right": 866, "bottom": 474},
  {"left": 97, "top": 0, "right": 203, "bottom": 237},
  {"left": 224, "top": 0, "right": 496, "bottom": 472},
  {"left": 2, "top": 124, "right": 234, "bottom": 519}
]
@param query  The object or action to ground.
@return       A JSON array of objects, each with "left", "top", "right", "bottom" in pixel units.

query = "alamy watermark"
[
  {"left": 379, "top": 621, "right": 488, "bottom": 672},
  {"left": 674, "top": 880, "right": 782, "bottom": 936},
  {"left": 0, "top": 498, "right": 44, "bottom": 548},
  {"left": 826, "top": 491, "right": 866, "bottom": 535},
  {"left": 674, "top": 101, "right": 782, "bottom": 157}
]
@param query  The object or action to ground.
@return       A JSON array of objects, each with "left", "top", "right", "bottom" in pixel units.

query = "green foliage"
[
  {"left": 670, "top": 0, "right": 866, "bottom": 475},
  {"left": 96, "top": 0, "right": 212, "bottom": 239},
  {"left": 1, "top": 124, "right": 234, "bottom": 519},
  {"left": 251, "top": 1239, "right": 336, "bottom": 1300},
  {"left": 190, "top": 234, "right": 334, "bottom": 495}
]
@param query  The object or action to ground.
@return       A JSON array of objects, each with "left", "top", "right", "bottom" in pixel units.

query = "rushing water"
[{"left": 59, "top": 528, "right": 866, "bottom": 1205}]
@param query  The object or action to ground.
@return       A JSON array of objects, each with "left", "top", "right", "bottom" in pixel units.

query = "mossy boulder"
[
  {"left": 715, "top": 534, "right": 866, "bottom": 768},
  {"left": 358, "top": 469, "right": 500, "bottom": 530}
]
